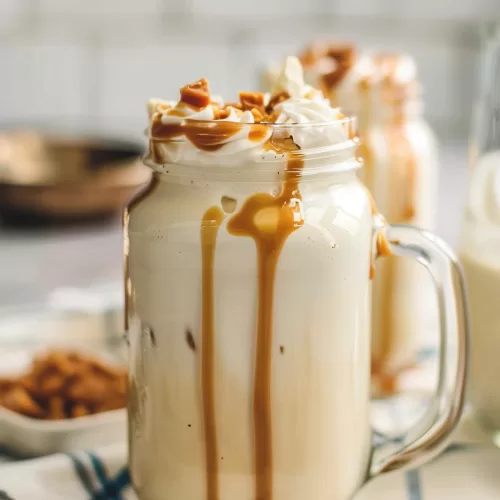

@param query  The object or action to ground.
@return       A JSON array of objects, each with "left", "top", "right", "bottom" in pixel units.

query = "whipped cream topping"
[
  {"left": 147, "top": 98, "right": 175, "bottom": 118},
  {"left": 270, "top": 57, "right": 351, "bottom": 150},
  {"left": 271, "top": 56, "right": 320, "bottom": 100},
  {"left": 147, "top": 57, "right": 352, "bottom": 168}
]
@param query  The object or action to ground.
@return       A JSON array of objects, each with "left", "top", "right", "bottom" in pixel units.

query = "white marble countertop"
[{"left": 0, "top": 142, "right": 469, "bottom": 308}]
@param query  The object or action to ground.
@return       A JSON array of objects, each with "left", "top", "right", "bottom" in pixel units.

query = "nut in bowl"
[
  {"left": 0, "top": 350, "right": 127, "bottom": 421},
  {"left": 0, "top": 301, "right": 127, "bottom": 457}
]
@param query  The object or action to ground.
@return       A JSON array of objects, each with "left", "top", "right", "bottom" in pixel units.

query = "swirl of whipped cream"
[
  {"left": 148, "top": 56, "right": 351, "bottom": 167},
  {"left": 271, "top": 57, "right": 350, "bottom": 149},
  {"left": 271, "top": 55, "right": 319, "bottom": 99}
]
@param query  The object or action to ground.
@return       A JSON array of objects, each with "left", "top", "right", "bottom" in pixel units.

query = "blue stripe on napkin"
[
  {"left": 405, "top": 469, "right": 423, "bottom": 500},
  {"left": 69, "top": 451, "right": 130, "bottom": 500},
  {"left": 112, "top": 468, "right": 131, "bottom": 492},
  {"left": 443, "top": 443, "right": 475, "bottom": 455},
  {"left": 69, "top": 453, "right": 97, "bottom": 497},
  {"left": 417, "top": 347, "right": 438, "bottom": 363},
  {"left": 88, "top": 453, "right": 110, "bottom": 492}
]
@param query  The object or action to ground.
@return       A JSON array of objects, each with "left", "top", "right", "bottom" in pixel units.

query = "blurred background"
[{"left": 0, "top": 0, "right": 496, "bottom": 307}]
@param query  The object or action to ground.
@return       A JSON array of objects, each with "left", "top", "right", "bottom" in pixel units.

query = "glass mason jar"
[
  {"left": 125, "top": 118, "right": 466, "bottom": 500},
  {"left": 460, "top": 22, "right": 500, "bottom": 438},
  {"left": 263, "top": 49, "right": 440, "bottom": 395},
  {"left": 340, "top": 53, "right": 440, "bottom": 395}
]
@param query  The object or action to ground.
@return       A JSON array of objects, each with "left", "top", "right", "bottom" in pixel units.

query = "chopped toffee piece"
[
  {"left": 180, "top": 78, "right": 211, "bottom": 109},
  {"left": 239, "top": 91, "right": 265, "bottom": 113}
]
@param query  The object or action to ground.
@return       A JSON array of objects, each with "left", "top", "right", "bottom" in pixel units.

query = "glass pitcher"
[
  {"left": 125, "top": 117, "right": 467, "bottom": 500},
  {"left": 460, "top": 22, "right": 500, "bottom": 439}
]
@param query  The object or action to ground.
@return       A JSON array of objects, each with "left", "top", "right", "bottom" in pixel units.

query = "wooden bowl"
[{"left": 0, "top": 130, "right": 151, "bottom": 225}]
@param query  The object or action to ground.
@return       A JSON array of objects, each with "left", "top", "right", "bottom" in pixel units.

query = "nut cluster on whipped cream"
[{"left": 147, "top": 56, "right": 353, "bottom": 167}]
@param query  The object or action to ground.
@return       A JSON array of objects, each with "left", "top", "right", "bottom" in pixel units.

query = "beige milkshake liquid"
[
  {"left": 461, "top": 250, "right": 500, "bottom": 429},
  {"left": 459, "top": 150, "right": 500, "bottom": 431},
  {"left": 127, "top": 175, "right": 374, "bottom": 500}
]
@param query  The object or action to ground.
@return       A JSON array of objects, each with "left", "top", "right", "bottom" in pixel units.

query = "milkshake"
[
  {"left": 460, "top": 22, "right": 500, "bottom": 436},
  {"left": 460, "top": 152, "right": 500, "bottom": 431},
  {"left": 461, "top": 249, "right": 500, "bottom": 430},
  {"left": 264, "top": 48, "right": 439, "bottom": 393},
  {"left": 125, "top": 57, "right": 467, "bottom": 500}
]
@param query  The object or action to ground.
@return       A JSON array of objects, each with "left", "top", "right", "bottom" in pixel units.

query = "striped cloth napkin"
[
  {"left": 0, "top": 444, "right": 131, "bottom": 500},
  {"left": 0, "top": 395, "right": 498, "bottom": 500}
]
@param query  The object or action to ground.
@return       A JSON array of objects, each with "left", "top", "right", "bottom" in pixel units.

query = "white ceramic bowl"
[{"left": 0, "top": 286, "right": 127, "bottom": 457}]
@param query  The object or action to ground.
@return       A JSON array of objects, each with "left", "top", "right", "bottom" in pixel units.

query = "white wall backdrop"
[
  {"left": 1, "top": 0, "right": 498, "bottom": 304},
  {"left": 0, "top": 0, "right": 497, "bottom": 141}
]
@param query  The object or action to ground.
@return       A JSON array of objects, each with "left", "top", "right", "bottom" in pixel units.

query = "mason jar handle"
[{"left": 369, "top": 224, "right": 469, "bottom": 478}]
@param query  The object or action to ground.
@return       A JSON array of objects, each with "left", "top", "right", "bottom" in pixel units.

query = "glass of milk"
[{"left": 460, "top": 22, "right": 500, "bottom": 440}]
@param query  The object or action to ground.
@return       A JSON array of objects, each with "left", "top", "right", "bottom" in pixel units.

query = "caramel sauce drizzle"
[
  {"left": 366, "top": 189, "right": 392, "bottom": 280},
  {"left": 150, "top": 119, "right": 270, "bottom": 162},
  {"left": 151, "top": 119, "right": 270, "bottom": 147},
  {"left": 225, "top": 152, "right": 304, "bottom": 500},
  {"left": 200, "top": 206, "right": 225, "bottom": 500}
]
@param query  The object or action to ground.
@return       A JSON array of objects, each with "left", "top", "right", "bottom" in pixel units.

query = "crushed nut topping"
[
  {"left": 239, "top": 91, "right": 265, "bottom": 113},
  {"left": 223, "top": 101, "right": 243, "bottom": 110},
  {"left": 213, "top": 105, "right": 234, "bottom": 120},
  {"left": 250, "top": 108, "right": 264, "bottom": 122}
]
